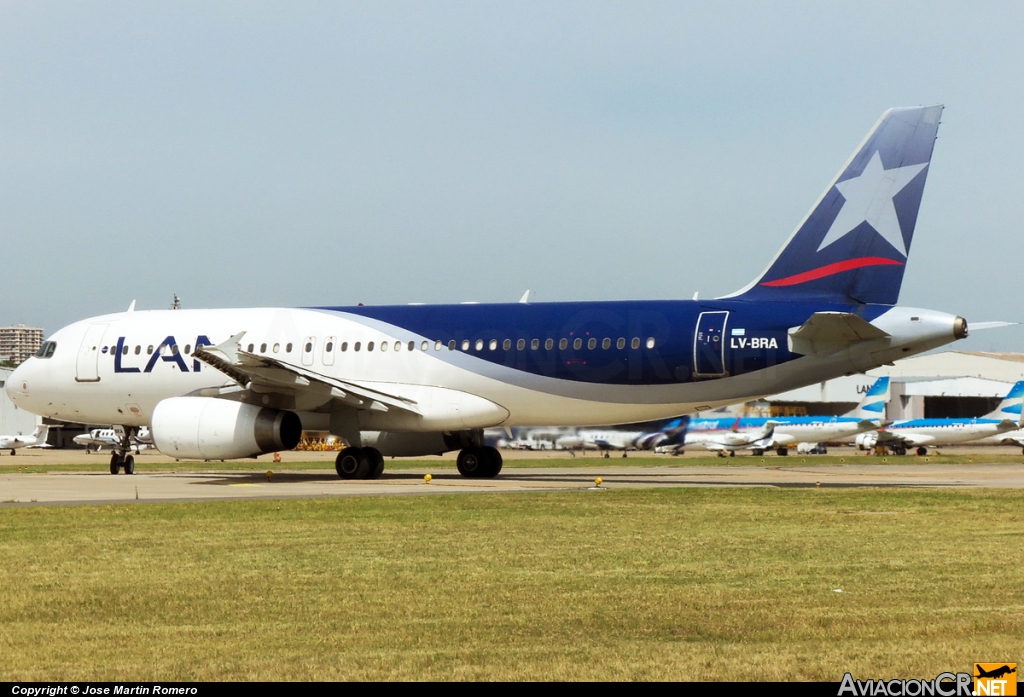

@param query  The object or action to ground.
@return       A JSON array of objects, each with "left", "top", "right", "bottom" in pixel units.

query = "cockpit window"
[{"left": 34, "top": 341, "right": 57, "bottom": 359}]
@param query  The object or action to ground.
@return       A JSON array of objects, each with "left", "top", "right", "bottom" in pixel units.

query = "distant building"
[{"left": 0, "top": 324, "right": 43, "bottom": 366}]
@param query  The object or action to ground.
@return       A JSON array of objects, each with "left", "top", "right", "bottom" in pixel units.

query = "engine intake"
[{"left": 151, "top": 397, "right": 302, "bottom": 460}]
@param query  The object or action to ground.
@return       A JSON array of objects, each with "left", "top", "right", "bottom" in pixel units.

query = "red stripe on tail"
[{"left": 760, "top": 257, "right": 904, "bottom": 288}]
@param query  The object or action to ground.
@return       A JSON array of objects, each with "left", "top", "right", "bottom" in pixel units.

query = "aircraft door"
[
  {"left": 76, "top": 323, "right": 109, "bottom": 382},
  {"left": 301, "top": 336, "right": 316, "bottom": 366},
  {"left": 693, "top": 311, "right": 729, "bottom": 379}
]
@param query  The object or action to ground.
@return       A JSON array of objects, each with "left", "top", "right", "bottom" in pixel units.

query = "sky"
[{"left": 1, "top": 1, "right": 1022, "bottom": 352}]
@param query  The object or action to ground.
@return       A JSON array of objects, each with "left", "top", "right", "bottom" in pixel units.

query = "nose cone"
[{"left": 6, "top": 362, "right": 28, "bottom": 405}]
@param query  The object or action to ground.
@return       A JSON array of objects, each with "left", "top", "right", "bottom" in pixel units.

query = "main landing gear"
[
  {"left": 109, "top": 452, "right": 135, "bottom": 475},
  {"left": 107, "top": 426, "right": 136, "bottom": 475},
  {"left": 335, "top": 447, "right": 385, "bottom": 480},
  {"left": 456, "top": 445, "right": 502, "bottom": 478}
]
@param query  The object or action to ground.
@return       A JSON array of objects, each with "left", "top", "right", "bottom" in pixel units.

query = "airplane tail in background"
[
  {"left": 845, "top": 377, "right": 890, "bottom": 419},
  {"left": 983, "top": 381, "right": 1024, "bottom": 423},
  {"left": 32, "top": 424, "right": 48, "bottom": 441},
  {"left": 726, "top": 106, "right": 943, "bottom": 306}
]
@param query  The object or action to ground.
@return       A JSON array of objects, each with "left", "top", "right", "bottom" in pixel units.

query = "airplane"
[
  {"left": 73, "top": 426, "right": 152, "bottom": 457},
  {"left": 6, "top": 106, "right": 987, "bottom": 478},
  {"left": 680, "top": 417, "right": 779, "bottom": 456},
  {"left": 856, "top": 380, "right": 1024, "bottom": 455},
  {"left": 554, "top": 418, "right": 684, "bottom": 454},
  {"left": 0, "top": 424, "right": 49, "bottom": 455},
  {"left": 670, "top": 376, "right": 891, "bottom": 456}
]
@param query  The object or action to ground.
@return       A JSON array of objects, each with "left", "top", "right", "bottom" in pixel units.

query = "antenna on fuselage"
[{"left": 171, "top": 294, "right": 181, "bottom": 310}]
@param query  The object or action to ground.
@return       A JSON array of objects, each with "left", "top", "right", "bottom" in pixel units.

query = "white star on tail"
[{"left": 816, "top": 151, "right": 928, "bottom": 256}]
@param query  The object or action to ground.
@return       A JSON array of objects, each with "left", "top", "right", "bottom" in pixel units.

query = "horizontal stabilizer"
[
  {"left": 788, "top": 312, "right": 890, "bottom": 356},
  {"left": 969, "top": 321, "right": 1017, "bottom": 331}
]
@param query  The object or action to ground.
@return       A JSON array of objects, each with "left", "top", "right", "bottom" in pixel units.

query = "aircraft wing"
[
  {"left": 192, "top": 332, "right": 421, "bottom": 415},
  {"left": 788, "top": 312, "right": 890, "bottom": 356}
]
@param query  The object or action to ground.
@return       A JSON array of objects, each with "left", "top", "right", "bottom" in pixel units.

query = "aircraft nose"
[{"left": 5, "top": 362, "right": 29, "bottom": 404}]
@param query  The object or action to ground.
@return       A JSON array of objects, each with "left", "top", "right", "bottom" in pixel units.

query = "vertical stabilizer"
[
  {"left": 846, "top": 377, "right": 890, "bottom": 419},
  {"left": 984, "top": 381, "right": 1024, "bottom": 423},
  {"left": 726, "top": 106, "right": 943, "bottom": 305}
]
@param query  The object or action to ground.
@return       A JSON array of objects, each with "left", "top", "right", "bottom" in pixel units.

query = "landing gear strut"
[
  {"left": 335, "top": 447, "right": 385, "bottom": 480},
  {"left": 456, "top": 445, "right": 502, "bottom": 478},
  {"left": 108, "top": 427, "right": 137, "bottom": 475}
]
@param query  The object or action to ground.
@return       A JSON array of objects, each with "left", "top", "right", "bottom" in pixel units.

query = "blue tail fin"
[
  {"left": 727, "top": 106, "right": 943, "bottom": 305},
  {"left": 984, "top": 381, "right": 1024, "bottom": 422},
  {"left": 845, "top": 377, "right": 890, "bottom": 418}
]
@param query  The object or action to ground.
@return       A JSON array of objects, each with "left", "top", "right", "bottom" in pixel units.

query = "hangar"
[
  {"left": 0, "top": 367, "right": 41, "bottom": 437},
  {"left": 768, "top": 351, "right": 1024, "bottom": 420}
]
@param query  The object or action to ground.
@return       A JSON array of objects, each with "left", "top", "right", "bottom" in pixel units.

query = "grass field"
[{"left": 1, "top": 487, "right": 1021, "bottom": 680}]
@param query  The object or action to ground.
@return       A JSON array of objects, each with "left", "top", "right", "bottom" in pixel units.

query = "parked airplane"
[
  {"left": 6, "top": 106, "right": 982, "bottom": 478},
  {"left": 673, "top": 376, "right": 891, "bottom": 456},
  {"left": 682, "top": 417, "right": 779, "bottom": 456},
  {"left": 74, "top": 425, "right": 152, "bottom": 459},
  {"left": 554, "top": 419, "right": 683, "bottom": 454},
  {"left": 856, "top": 381, "right": 1024, "bottom": 455},
  {"left": 0, "top": 424, "right": 48, "bottom": 455}
]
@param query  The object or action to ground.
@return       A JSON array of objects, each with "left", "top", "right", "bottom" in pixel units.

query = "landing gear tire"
[
  {"left": 366, "top": 448, "right": 385, "bottom": 480},
  {"left": 728, "top": 450, "right": 736, "bottom": 457},
  {"left": 776, "top": 447, "right": 789, "bottom": 456},
  {"left": 916, "top": 446, "right": 927, "bottom": 457},
  {"left": 109, "top": 452, "right": 122, "bottom": 475},
  {"left": 335, "top": 447, "right": 370, "bottom": 479},
  {"left": 893, "top": 445, "right": 907, "bottom": 456},
  {"left": 457, "top": 446, "right": 502, "bottom": 478},
  {"left": 752, "top": 449, "right": 764, "bottom": 456},
  {"left": 123, "top": 455, "right": 135, "bottom": 475}
]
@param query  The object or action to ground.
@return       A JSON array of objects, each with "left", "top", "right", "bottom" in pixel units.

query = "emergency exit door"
[
  {"left": 693, "top": 311, "right": 729, "bottom": 378},
  {"left": 76, "top": 323, "right": 109, "bottom": 382}
]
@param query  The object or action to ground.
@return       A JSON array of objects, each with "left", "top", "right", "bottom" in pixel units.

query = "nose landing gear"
[{"left": 107, "top": 426, "right": 137, "bottom": 474}]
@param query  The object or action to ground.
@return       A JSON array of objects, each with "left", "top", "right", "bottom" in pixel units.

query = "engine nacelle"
[
  {"left": 362, "top": 430, "right": 481, "bottom": 457},
  {"left": 151, "top": 397, "right": 302, "bottom": 460},
  {"left": 855, "top": 432, "right": 878, "bottom": 451}
]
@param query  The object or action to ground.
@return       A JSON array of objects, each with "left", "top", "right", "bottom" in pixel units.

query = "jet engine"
[
  {"left": 855, "top": 432, "right": 878, "bottom": 451},
  {"left": 151, "top": 396, "right": 302, "bottom": 460}
]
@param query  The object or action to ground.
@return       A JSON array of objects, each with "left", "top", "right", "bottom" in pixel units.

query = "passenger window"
[
  {"left": 260, "top": 343, "right": 267, "bottom": 353},
  {"left": 573, "top": 338, "right": 582, "bottom": 350},
  {"left": 489, "top": 339, "right": 497, "bottom": 351},
  {"left": 421, "top": 341, "right": 428, "bottom": 351},
  {"left": 448, "top": 340, "right": 456, "bottom": 350},
  {"left": 341, "top": 342, "right": 348, "bottom": 352},
  {"left": 410, "top": 341, "right": 416, "bottom": 352},
  {"left": 646, "top": 337, "right": 656, "bottom": 349},
  {"left": 617, "top": 338, "right": 626, "bottom": 349},
  {"left": 148, "top": 345, "right": 154, "bottom": 355},
  {"left": 559, "top": 338, "right": 568, "bottom": 350},
  {"left": 435, "top": 340, "right": 443, "bottom": 351},
  {"left": 171, "top": 345, "right": 179, "bottom": 355},
  {"left": 473, "top": 339, "right": 481, "bottom": 351},
  {"left": 184, "top": 345, "right": 191, "bottom": 354},
  {"left": 247, "top": 343, "right": 254, "bottom": 353},
  {"left": 395, "top": 341, "right": 402, "bottom": 351},
  {"left": 305, "top": 342, "right": 313, "bottom": 353},
  {"left": 588, "top": 338, "right": 596, "bottom": 350},
  {"left": 631, "top": 338, "right": 640, "bottom": 349},
  {"left": 381, "top": 342, "right": 388, "bottom": 352},
  {"left": 135, "top": 345, "right": 141, "bottom": 355},
  {"left": 503, "top": 339, "right": 511, "bottom": 350},
  {"left": 286, "top": 343, "right": 292, "bottom": 353},
  {"left": 602, "top": 338, "right": 611, "bottom": 349},
  {"left": 122, "top": 345, "right": 129, "bottom": 355},
  {"left": 517, "top": 339, "right": 525, "bottom": 350},
  {"left": 367, "top": 341, "right": 375, "bottom": 352},
  {"left": 326, "top": 341, "right": 334, "bottom": 352},
  {"left": 531, "top": 339, "right": 539, "bottom": 350},
  {"left": 462, "top": 340, "right": 470, "bottom": 351},
  {"left": 545, "top": 339, "right": 553, "bottom": 350},
  {"left": 273, "top": 343, "right": 280, "bottom": 353},
  {"left": 354, "top": 342, "right": 361, "bottom": 352}
]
